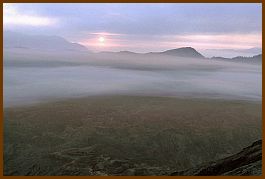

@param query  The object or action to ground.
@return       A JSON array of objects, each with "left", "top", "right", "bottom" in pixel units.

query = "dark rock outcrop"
[
  {"left": 160, "top": 47, "right": 205, "bottom": 58},
  {"left": 171, "top": 140, "right": 262, "bottom": 176}
]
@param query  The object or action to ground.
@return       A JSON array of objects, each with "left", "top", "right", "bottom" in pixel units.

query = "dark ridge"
[
  {"left": 211, "top": 54, "right": 262, "bottom": 63},
  {"left": 171, "top": 140, "right": 262, "bottom": 176},
  {"left": 160, "top": 47, "right": 205, "bottom": 58},
  {"left": 118, "top": 51, "right": 138, "bottom": 54}
]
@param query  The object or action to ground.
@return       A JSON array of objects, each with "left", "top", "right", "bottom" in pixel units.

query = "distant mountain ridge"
[
  {"left": 4, "top": 31, "right": 262, "bottom": 63},
  {"left": 4, "top": 31, "right": 88, "bottom": 52},
  {"left": 101, "top": 48, "right": 261, "bottom": 63},
  {"left": 158, "top": 47, "right": 205, "bottom": 58},
  {"left": 202, "top": 48, "right": 262, "bottom": 58},
  {"left": 144, "top": 47, "right": 204, "bottom": 58},
  {"left": 211, "top": 54, "right": 262, "bottom": 64},
  {"left": 101, "top": 47, "right": 205, "bottom": 58}
]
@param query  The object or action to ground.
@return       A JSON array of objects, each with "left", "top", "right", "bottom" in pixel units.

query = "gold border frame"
[{"left": 1, "top": 1, "right": 263, "bottom": 178}]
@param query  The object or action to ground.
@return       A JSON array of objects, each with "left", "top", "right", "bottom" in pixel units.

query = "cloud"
[
  {"left": 3, "top": 3, "right": 262, "bottom": 53},
  {"left": 4, "top": 15, "right": 57, "bottom": 27},
  {"left": 77, "top": 32, "right": 261, "bottom": 53},
  {"left": 5, "top": 3, "right": 261, "bottom": 35},
  {"left": 172, "top": 33, "right": 262, "bottom": 49},
  {"left": 88, "top": 32, "right": 125, "bottom": 36},
  {"left": 4, "top": 3, "right": 57, "bottom": 27}
]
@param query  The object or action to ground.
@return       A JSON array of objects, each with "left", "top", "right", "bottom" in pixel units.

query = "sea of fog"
[{"left": 4, "top": 49, "right": 262, "bottom": 107}]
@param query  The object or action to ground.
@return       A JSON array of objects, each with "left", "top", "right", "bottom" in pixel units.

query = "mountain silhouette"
[
  {"left": 211, "top": 54, "right": 262, "bottom": 64},
  {"left": 158, "top": 47, "right": 205, "bottom": 58},
  {"left": 4, "top": 31, "right": 88, "bottom": 52}
]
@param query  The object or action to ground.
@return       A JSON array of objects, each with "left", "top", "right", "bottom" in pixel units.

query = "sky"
[{"left": 3, "top": 3, "right": 262, "bottom": 53}]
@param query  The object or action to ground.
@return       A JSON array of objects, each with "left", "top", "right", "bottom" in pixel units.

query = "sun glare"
[{"left": 98, "top": 37, "right": 105, "bottom": 43}]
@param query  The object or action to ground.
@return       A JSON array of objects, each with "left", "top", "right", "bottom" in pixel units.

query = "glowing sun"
[{"left": 98, "top": 37, "right": 105, "bottom": 43}]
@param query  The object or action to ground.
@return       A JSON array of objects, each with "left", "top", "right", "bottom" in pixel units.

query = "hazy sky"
[{"left": 4, "top": 3, "right": 262, "bottom": 52}]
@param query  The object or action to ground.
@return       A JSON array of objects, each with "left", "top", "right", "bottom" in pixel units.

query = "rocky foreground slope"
[
  {"left": 37, "top": 140, "right": 261, "bottom": 176},
  {"left": 171, "top": 140, "right": 262, "bottom": 176},
  {"left": 4, "top": 97, "right": 261, "bottom": 176}
]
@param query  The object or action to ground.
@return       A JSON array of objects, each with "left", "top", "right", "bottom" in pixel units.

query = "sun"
[{"left": 98, "top": 37, "right": 105, "bottom": 43}]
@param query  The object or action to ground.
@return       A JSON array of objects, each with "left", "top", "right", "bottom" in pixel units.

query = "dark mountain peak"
[
  {"left": 161, "top": 47, "right": 205, "bottom": 58},
  {"left": 118, "top": 50, "right": 138, "bottom": 54}
]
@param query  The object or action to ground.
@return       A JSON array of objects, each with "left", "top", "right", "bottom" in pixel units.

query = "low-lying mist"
[{"left": 4, "top": 49, "right": 262, "bottom": 107}]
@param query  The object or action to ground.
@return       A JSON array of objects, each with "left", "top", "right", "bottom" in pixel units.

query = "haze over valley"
[{"left": 4, "top": 31, "right": 262, "bottom": 107}]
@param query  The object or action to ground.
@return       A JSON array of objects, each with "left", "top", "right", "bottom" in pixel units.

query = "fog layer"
[{"left": 4, "top": 49, "right": 261, "bottom": 107}]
